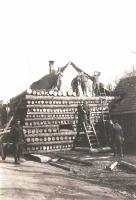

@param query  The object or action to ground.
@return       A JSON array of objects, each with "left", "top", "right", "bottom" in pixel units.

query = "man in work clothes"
[
  {"left": 92, "top": 71, "right": 101, "bottom": 96},
  {"left": 73, "top": 104, "right": 87, "bottom": 149},
  {"left": 10, "top": 120, "right": 25, "bottom": 164},
  {"left": 80, "top": 72, "right": 88, "bottom": 96},
  {"left": 82, "top": 101, "right": 90, "bottom": 125},
  {"left": 110, "top": 120, "right": 124, "bottom": 157},
  {"left": 56, "top": 67, "right": 63, "bottom": 91}
]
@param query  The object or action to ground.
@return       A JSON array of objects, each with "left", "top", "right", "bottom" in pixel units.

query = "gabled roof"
[
  {"left": 113, "top": 76, "right": 136, "bottom": 96},
  {"left": 30, "top": 72, "right": 58, "bottom": 90},
  {"left": 112, "top": 76, "right": 136, "bottom": 114},
  {"left": 62, "top": 62, "right": 94, "bottom": 81},
  {"left": 30, "top": 62, "right": 93, "bottom": 90}
]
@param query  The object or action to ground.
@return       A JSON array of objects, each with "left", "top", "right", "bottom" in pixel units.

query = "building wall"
[{"left": 10, "top": 90, "right": 115, "bottom": 154}]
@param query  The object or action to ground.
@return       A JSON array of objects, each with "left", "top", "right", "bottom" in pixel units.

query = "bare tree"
[
  {"left": 106, "top": 76, "right": 120, "bottom": 93},
  {"left": 106, "top": 65, "right": 136, "bottom": 92},
  {"left": 123, "top": 65, "right": 136, "bottom": 78}
]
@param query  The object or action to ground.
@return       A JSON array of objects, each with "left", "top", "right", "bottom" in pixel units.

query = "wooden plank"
[
  {"left": 23, "top": 124, "right": 58, "bottom": 128},
  {"left": 29, "top": 154, "right": 52, "bottom": 163},
  {"left": 26, "top": 140, "right": 74, "bottom": 146},
  {"left": 26, "top": 95, "right": 116, "bottom": 101},
  {"left": 49, "top": 162, "right": 71, "bottom": 171},
  {"left": 23, "top": 148, "right": 71, "bottom": 154},
  {"left": 120, "top": 161, "right": 136, "bottom": 172},
  {"left": 56, "top": 154, "right": 93, "bottom": 166},
  {"left": 26, "top": 104, "right": 102, "bottom": 108},
  {"left": 25, "top": 117, "right": 76, "bottom": 122},
  {"left": 24, "top": 132, "right": 76, "bottom": 137},
  {"left": 26, "top": 112, "right": 76, "bottom": 115}
]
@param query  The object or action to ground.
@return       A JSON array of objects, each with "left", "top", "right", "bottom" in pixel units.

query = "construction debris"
[
  {"left": 106, "top": 161, "right": 118, "bottom": 171},
  {"left": 90, "top": 146, "right": 112, "bottom": 154},
  {"left": 56, "top": 153, "right": 93, "bottom": 166},
  {"left": 120, "top": 161, "right": 136, "bottom": 172},
  {"left": 49, "top": 162, "right": 71, "bottom": 171},
  {"left": 28, "top": 154, "right": 52, "bottom": 163}
]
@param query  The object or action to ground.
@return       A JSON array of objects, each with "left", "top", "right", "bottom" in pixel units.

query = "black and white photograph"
[{"left": 0, "top": 0, "right": 136, "bottom": 199}]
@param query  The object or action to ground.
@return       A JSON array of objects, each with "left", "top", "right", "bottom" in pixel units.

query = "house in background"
[{"left": 111, "top": 76, "right": 136, "bottom": 152}]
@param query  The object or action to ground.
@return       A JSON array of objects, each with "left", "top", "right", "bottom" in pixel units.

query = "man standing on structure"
[
  {"left": 92, "top": 71, "right": 101, "bottom": 96},
  {"left": 80, "top": 72, "right": 88, "bottom": 96},
  {"left": 109, "top": 120, "right": 124, "bottom": 158},
  {"left": 82, "top": 101, "right": 90, "bottom": 125},
  {"left": 10, "top": 120, "right": 25, "bottom": 164},
  {"left": 73, "top": 103, "right": 87, "bottom": 149},
  {"left": 56, "top": 67, "right": 63, "bottom": 91}
]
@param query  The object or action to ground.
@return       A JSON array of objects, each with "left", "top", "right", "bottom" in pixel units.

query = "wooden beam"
[
  {"left": 49, "top": 162, "right": 71, "bottom": 171},
  {"left": 55, "top": 154, "right": 93, "bottom": 166},
  {"left": 120, "top": 161, "right": 136, "bottom": 172}
]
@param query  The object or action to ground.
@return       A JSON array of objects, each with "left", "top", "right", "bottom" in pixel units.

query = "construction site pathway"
[{"left": 0, "top": 156, "right": 125, "bottom": 200}]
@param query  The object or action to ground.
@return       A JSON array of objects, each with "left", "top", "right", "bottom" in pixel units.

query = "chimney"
[{"left": 49, "top": 61, "right": 55, "bottom": 73}]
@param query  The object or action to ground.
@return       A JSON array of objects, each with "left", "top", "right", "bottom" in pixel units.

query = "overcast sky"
[{"left": 1, "top": 0, "right": 136, "bottom": 102}]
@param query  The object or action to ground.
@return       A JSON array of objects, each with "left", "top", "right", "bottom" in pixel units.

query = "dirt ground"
[
  {"left": 54, "top": 152, "right": 136, "bottom": 200},
  {"left": 0, "top": 151, "right": 136, "bottom": 200},
  {"left": 47, "top": 150, "right": 136, "bottom": 200}
]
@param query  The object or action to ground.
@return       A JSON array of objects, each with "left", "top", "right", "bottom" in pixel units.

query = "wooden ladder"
[
  {"left": 99, "top": 89, "right": 111, "bottom": 123},
  {"left": 75, "top": 119, "right": 99, "bottom": 149},
  {"left": 85, "top": 119, "right": 99, "bottom": 149},
  {"left": 99, "top": 89, "right": 111, "bottom": 145}
]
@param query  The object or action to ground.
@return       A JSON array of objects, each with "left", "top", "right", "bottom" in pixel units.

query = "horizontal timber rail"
[
  {"left": 26, "top": 111, "right": 109, "bottom": 115},
  {"left": 24, "top": 132, "right": 76, "bottom": 137},
  {"left": 23, "top": 125, "right": 59, "bottom": 128},
  {"left": 26, "top": 95, "right": 115, "bottom": 101},
  {"left": 25, "top": 117, "right": 76, "bottom": 121},
  {"left": 26, "top": 112, "right": 75, "bottom": 115},
  {"left": 23, "top": 148, "right": 71, "bottom": 154},
  {"left": 26, "top": 140, "right": 73, "bottom": 146},
  {"left": 27, "top": 104, "right": 110, "bottom": 108}
]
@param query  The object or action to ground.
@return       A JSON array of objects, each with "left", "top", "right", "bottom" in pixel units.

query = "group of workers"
[
  {"left": 71, "top": 71, "right": 101, "bottom": 96},
  {"left": 0, "top": 100, "right": 124, "bottom": 164},
  {"left": 55, "top": 69, "right": 101, "bottom": 96}
]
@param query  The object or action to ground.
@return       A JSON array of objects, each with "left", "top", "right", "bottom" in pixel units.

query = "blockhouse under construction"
[{"left": 9, "top": 62, "right": 115, "bottom": 154}]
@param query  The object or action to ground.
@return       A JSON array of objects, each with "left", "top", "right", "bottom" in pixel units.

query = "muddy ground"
[
  {"left": 47, "top": 151, "right": 136, "bottom": 200},
  {"left": 0, "top": 151, "right": 136, "bottom": 200}
]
